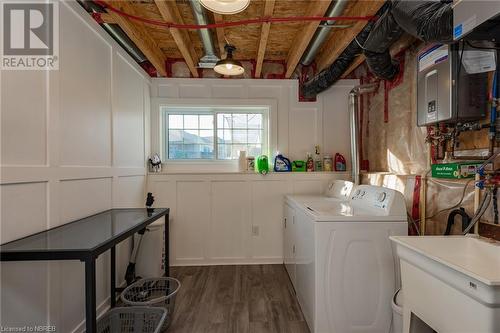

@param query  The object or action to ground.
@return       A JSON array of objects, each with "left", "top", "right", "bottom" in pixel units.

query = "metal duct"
[
  {"left": 349, "top": 83, "right": 379, "bottom": 185},
  {"left": 188, "top": 0, "right": 219, "bottom": 67},
  {"left": 78, "top": 1, "right": 146, "bottom": 63},
  {"left": 300, "top": 0, "right": 350, "bottom": 66}
]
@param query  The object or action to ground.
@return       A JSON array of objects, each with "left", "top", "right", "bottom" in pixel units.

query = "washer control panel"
[{"left": 351, "top": 185, "right": 406, "bottom": 215}]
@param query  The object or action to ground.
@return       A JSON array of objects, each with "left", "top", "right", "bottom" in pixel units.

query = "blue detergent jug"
[{"left": 274, "top": 154, "right": 292, "bottom": 172}]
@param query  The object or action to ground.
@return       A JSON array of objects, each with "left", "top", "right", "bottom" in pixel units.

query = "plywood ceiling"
[{"left": 96, "top": 0, "right": 385, "bottom": 77}]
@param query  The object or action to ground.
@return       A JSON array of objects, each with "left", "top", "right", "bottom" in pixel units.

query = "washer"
[{"left": 284, "top": 185, "right": 408, "bottom": 333}]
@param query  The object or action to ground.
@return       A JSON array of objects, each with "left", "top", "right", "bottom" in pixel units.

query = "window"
[{"left": 162, "top": 107, "right": 268, "bottom": 160}]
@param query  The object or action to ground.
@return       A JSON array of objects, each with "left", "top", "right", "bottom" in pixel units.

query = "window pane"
[
  {"left": 200, "top": 115, "right": 213, "bottom": 129},
  {"left": 233, "top": 130, "right": 247, "bottom": 143},
  {"left": 184, "top": 115, "right": 198, "bottom": 129},
  {"left": 183, "top": 130, "right": 199, "bottom": 144},
  {"left": 218, "top": 144, "right": 232, "bottom": 160},
  {"left": 217, "top": 129, "right": 231, "bottom": 143},
  {"left": 200, "top": 145, "right": 214, "bottom": 159},
  {"left": 231, "top": 145, "right": 247, "bottom": 159},
  {"left": 168, "top": 129, "right": 183, "bottom": 144},
  {"left": 218, "top": 114, "right": 232, "bottom": 129},
  {"left": 168, "top": 144, "right": 184, "bottom": 159},
  {"left": 247, "top": 130, "right": 262, "bottom": 144},
  {"left": 248, "top": 114, "right": 262, "bottom": 129},
  {"left": 199, "top": 130, "right": 213, "bottom": 144},
  {"left": 247, "top": 144, "right": 262, "bottom": 157},
  {"left": 169, "top": 115, "right": 183, "bottom": 129},
  {"left": 232, "top": 114, "right": 247, "bottom": 128}
]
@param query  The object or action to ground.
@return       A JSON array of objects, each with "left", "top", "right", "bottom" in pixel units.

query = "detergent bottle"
[
  {"left": 274, "top": 153, "right": 292, "bottom": 172},
  {"left": 334, "top": 153, "right": 346, "bottom": 171}
]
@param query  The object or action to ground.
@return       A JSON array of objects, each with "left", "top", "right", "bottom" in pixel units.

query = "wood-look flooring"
[{"left": 167, "top": 265, "right": 310, "bottom": 333}]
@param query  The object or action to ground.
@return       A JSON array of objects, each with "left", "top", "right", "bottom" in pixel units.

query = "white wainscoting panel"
[{"left": 148, "top": 172, "right": 349, "bottom": 266}]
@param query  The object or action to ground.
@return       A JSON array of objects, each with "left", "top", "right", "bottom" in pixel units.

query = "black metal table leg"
[
  {"left": 85, "top": 258, "right": 97, "bottom": 333},
  {"left": 110, "top": 246, "right": 116, "bottom": 307},
  {"left": 164, "top": 214, "right": 169, "bottom": 277}
]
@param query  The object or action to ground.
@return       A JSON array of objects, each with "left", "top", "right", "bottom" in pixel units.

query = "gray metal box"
[{"left": 417, "top": 44, "right": 488, "bottom": 126}]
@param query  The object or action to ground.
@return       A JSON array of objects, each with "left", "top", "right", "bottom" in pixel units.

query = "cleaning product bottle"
[
  {"left": 274, "top": 152, "right": 292, "bottom": 172},
  {"left": 314, "top": 145, "right": 322, "bottom": 171},
  {"left": 306, "top": 153, "right": 314, "bottom": 172},
  {"left": 334, "top": 153, "right": 346, "bottom": 171},
  {"left": 256, "top": 155, "right": 269, "bottom": 175}
]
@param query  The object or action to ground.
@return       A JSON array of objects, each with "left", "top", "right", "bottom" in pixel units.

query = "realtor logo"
[{"left": 1, "top": 1, "right": 59, "bottom": 70}]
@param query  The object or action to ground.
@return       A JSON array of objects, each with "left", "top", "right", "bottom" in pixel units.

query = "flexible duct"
[
  {"left": 349, "top": 83, "right": 379, "bottom": 184},
  {"left": 301, "top": 0, "right": 350, "bottom": 66},
  {"left": 188, "top": 0, "right": 219, "bottom": 66},
  {"left": 363, "top": 0, "right": 454, "bottom": 80}
]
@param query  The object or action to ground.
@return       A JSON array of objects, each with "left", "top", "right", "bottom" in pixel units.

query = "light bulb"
[{"left": 226, "top": 63, "right": 233, "bottom": 70}]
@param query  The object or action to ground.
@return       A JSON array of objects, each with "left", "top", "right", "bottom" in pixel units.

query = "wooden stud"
[
  {"left": 154, "top": 0, "right": 199, "bottom": 77},
  {"left": 104, "top": 1, "right": 168, "bottom": 77},
  {"left": 213, "top": 13, "right": 226, "bottom": 58},
  {"left": 255, "top": 0, "right": 276, "bottom": 78},
  {"left": 284, "top": 0, "right": 333, "bottom": 78},
  {"left": 315, "top": 0, "right": 385, "bottom": 72}
]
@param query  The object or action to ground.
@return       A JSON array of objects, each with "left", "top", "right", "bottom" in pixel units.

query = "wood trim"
[
  {"left": 255, "top": 0, "right": 276, "bottom": 78},
  {"left": 154, "top": 0, "right": 199, "bottom": 78},
  {"left": 284, "top": 0, "right": 333, "bottom": 78},
  {"left": 315, "top": 0, "right": 385, "bottom": 72},
  {"left": 105, "top": 1, "right": 167, "bottom": 77}
]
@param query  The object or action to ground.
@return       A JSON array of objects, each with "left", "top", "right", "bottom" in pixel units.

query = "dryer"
[{"left": 284, "top": 185, "right": 408, "bottom": 333}]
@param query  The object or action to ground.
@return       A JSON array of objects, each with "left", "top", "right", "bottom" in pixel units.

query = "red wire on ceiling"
[{"left": 93, "top": 0, "right": 377, "bottom": 30}]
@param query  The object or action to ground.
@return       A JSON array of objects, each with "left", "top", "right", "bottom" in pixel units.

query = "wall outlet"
[{"left": 252, "top": 225, "right": 260, "bottom": 236}]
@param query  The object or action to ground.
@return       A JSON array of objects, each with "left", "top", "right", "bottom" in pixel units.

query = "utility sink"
[{"left": 390, "top": 235, "right": 500, "bottom": 332}]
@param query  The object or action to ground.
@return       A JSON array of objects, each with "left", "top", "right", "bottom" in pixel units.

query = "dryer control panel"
[{"left": 351, "top": 185, "right": 406, "bottom": 216}]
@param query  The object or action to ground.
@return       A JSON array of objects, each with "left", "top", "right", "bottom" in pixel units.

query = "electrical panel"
[{"left": 417, "top": 43, "right": 489, "bottom": 126}]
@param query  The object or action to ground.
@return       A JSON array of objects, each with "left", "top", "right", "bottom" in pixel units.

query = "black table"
[{"left": 0, "top": 208, "right": 170, "bottom": 333}]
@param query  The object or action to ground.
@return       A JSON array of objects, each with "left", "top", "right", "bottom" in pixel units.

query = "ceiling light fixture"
[
  {"left": 214, "top": 44, "right": 244, "bottom": 76},
  {"left": 199, "top": 0, "right": 250, "bottom": 15}
]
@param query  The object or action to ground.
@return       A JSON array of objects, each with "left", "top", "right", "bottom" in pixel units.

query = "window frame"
[{"left": 161, "top": 106, "right": 270, "bottom": 162}]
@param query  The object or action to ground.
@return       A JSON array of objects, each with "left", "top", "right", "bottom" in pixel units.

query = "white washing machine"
[{"left": 284, "top": 185, "right": 408, "bottom": 333}]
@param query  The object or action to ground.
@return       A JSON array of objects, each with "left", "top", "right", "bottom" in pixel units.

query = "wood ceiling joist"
[
  {"left": 284, "top": 0, "right": 333, "bottom": 78},
  {"left": 315, "top": 0, "right": 385, "bottom": 72},
  {"left": 255, "top": 0, "right": 276, "bottom": 78},
  {"left": 213, "top": 13, "right": 226, "bottom": 57},
  {"left": 104, "top": 1, "right": 167, "bottom": 77},
  {"left": 154, "top": 0, "right": 199, "bottom": 77}
]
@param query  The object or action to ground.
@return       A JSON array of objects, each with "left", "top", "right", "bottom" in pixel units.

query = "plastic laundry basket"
[
  {"left": 121, "top": 277, "right": 181, "bottom": 331},
  {"left": 95, "top": 306, "right": 166, "bottom": 333}
]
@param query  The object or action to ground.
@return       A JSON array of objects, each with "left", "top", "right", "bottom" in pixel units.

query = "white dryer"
[{"left": 284, "top": 185, "right": 408, "bottom": 333}]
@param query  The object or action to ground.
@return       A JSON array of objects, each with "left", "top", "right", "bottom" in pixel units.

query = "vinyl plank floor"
[{"left": 166, "top": 265, "right": 310, "bottom": 333}]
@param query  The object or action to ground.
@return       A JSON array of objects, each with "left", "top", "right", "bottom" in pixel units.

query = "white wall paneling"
[
  {"left": 0, "top": 2, "right": 151, "bottom": 332},
  {"left": 148, "top": 172, "right": 350, "bottom": 266}
]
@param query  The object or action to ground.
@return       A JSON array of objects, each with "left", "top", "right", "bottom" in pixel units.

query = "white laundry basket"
[
  {"left": 392, "top": 288, "right": 403, "bottom": 333},
  {"left": 135, "top": 219, "right": 165, "bottom": 278}
]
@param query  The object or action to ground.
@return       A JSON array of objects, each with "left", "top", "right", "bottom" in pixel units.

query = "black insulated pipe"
[
  {"left": 363, "top": 0, "right": 454, "bottom": 80},
  {"left": 302, "top": 4, "right": 390, "bottom": 98},
  {"left": 303, "top": 1, "right": 454, "bottom": 97}
]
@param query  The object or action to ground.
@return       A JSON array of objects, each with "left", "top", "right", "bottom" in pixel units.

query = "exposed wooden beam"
[
  {"left": 105, "top": 1, "right": 167, "bottom": 77},
  {"left": 213, "top": 13, "right": 226, "bottom": 58},
  {"left": 341, "top": 34, "right": 416, "bottom": 78},
  {"left": 315, "top": 0, "right": 385, "bottom": 72},
  {"left": 154, "top": 0, "right": 199, "bottom": 77},
  {"left": 284, "top": 0, "right": 333, "bottom": 78},
  {"left": 255, "top": 0, "right": 276, "bottom": 78}
]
